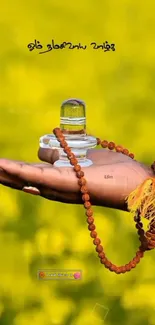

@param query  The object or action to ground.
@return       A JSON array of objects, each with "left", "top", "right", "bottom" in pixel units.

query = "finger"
[
  {"left": 0, "top": 161, "right": 52, "bottom": 189},
  {"left": 0, "top": 163, "right": 57, "bottom": 196},
  {"left": 38, "top": 148, "right": 59, "bottom": 164},
  {"left": 32, "top": 163, "right": 51, "bottom": 168},
  {"left": 0, "top": 165, "right": 80, "bottom": 203},
  {"left": 0, "top": 167, "right": 43, "bottom": 195},
  {"left": 40, "top": 187, "right": 81, "bottom": 204},
  {"left": 0, "top": 168, "right": 24, "bottom": 190},
  {"left": 0, "top": 159, "right": 78, "bottom": 192},
  {"left": 0, "top": 159, "right": 52, "bottom": 168}
]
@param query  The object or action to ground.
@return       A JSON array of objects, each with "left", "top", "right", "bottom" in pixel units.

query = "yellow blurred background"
[{"left": 0, "top": 0, "right": 155, "bottom": 324}]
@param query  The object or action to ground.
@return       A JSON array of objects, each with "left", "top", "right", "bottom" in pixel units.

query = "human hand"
[
  {"left": 0, "top": 148, "right": 153, "bottom": 210},
  {"left": 0, "top": 147, "right": 153, "bottom": 211}
]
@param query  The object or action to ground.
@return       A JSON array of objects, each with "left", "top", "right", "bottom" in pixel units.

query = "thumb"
[{"left": 38, "top": 148, "right": 59, "bottom": 164}]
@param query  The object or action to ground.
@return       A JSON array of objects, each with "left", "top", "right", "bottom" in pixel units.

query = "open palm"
[{"left": 0, "top": 148, "right": 153, "bottom": 211}]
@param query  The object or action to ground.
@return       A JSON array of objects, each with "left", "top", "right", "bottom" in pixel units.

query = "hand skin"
[{"left": 0, "top": 148, "right": 153, "bottom": 211}]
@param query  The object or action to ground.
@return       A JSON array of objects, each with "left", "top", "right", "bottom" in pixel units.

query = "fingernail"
[{"left": 22, "top": 186, "right": 40, "bottom": 195}]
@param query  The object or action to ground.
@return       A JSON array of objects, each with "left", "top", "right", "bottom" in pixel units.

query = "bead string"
[{"left": 53, "top": 128, "right": 155, "bottom": 274}]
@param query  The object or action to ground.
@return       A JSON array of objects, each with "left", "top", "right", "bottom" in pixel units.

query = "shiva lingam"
[
  {"left": 39, "top": 98, "right": 97, "bottom": 167},
  {"left": 38, "top": 98, "right": 155, "bottom": 275}
]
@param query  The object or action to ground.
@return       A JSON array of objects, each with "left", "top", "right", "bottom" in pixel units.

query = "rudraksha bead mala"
[{"left": 53, "top": 127, "right": 155, "bottom": 274}]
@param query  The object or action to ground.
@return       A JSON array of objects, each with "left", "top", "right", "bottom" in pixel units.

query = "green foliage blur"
[{"left": 0, "top": 1, "right": 155, "bottom": 324}]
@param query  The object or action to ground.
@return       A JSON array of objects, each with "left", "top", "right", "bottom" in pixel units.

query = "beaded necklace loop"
[{"left": 53, "top": 127, "right": 155, "bottom": 274}]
